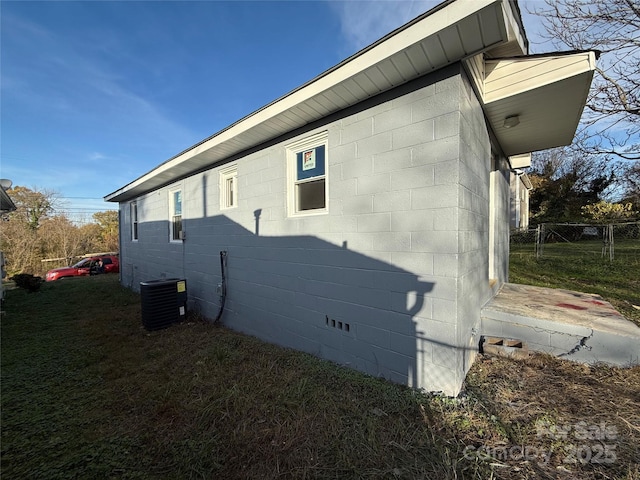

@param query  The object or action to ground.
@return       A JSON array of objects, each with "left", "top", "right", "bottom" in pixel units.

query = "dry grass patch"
[
  {"left": 2, "top": 275, "right": 639, "bottom": 479},
  {"left": 462, "top": 354, "right": 640, "bottom": 479}
]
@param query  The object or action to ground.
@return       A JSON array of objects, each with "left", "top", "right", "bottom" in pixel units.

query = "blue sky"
[{"left": 1, "top": 0, "right": 544, "bottom": 222}]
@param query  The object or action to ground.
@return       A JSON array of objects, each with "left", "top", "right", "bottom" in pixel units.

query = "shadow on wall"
[{"left": 124, "top": 210, "right": 472, "bottom": 393}]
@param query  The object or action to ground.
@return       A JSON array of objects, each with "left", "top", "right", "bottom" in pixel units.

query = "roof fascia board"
[
  {"left": 484, "top": 51, "right": 596, "bottom": 104},
  {"left": 105, "top": 0, "right": 508, "bottom": 202},
  {"left": 503, "top": 0, "right": 528, "bottom": 54},
  {"left": 484, "top": 51, "right": 595, "bottom": 156}
]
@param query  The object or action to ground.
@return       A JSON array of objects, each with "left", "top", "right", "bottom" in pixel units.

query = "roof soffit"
[
  {"left": 106, "top": 0, "right": 519, "bottom": 202},
  {"left": 483, "top": 51, "right": 596, "bottom": 157}
]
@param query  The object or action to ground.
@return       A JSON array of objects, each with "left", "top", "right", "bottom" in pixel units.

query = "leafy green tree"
[
  {"left": 0, "top": 187, "right": 59, "bottom": 274},
  {"left": 0, "top": 188, "right": 119, "bottom": 275},
  {"left": 529, "top": 147, "right": 617, "bottom": 223},
  {"left": 6, "top": 186, "right": 56, "bottom": 230},
  {"left": 620, "top": 161, "right": 640, "bottom": 207},
  {"left": 581, "top": 200, "right": 638, "bottom": 223},
  {"left": 92, "top": 210, "right": 119, "bottom": 252}
]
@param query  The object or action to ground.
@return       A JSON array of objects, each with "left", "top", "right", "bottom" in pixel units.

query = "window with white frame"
[
  {"left": 287, "top": 132, "right": 328, "bottom": 215},
  {"left": 131, "top": 201, "right": 138, "bottom": 241},
  {"left": 220, "top": 165, "right": 238, "bottom": 209},
  {"left": 169, "top": 189, "right": 183, "bottom": 241}
]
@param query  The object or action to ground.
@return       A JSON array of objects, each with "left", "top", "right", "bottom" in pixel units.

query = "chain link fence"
[{"left": 511, "top": 222, "right": 640, "bottom": 261}]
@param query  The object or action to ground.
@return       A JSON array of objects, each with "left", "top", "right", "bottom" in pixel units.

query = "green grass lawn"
[
  {"left": 510, "top": 239, "right": 640, "bottom": 325},
  {"left": 1, "top": 275, "right": 639, "bottom": 479}
]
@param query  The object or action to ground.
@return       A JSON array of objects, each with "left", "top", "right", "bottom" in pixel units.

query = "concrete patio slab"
[{"left": 481, "top": 283, "right": 640, "bottom": 366}]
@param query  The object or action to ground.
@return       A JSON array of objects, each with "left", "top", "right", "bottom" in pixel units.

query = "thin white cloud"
[
  {"left": 2, "top": 11, "right": 198, "bottom": 157},
  {"left": 328, "top": 0, "right": 440, "bottom": 54},
  {"left": 328, "top": 0, "right": 554, "bottom": 55},
  {"left": 1, "top": 8, "right": 210, "bottom": 210},
  {"left": 1, "top": 155, "right": 113, "bottom": 193},
  {"left": 88, "top": 152, "right": 108, "bottom": 162}
]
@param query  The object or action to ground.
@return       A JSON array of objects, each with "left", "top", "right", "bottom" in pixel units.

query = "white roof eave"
[
  {"left": 105, "top": 0, "right": 513, "bottom": 203},
  {"left": 484, "top": 51, "right": 596, "bottom": 157}
]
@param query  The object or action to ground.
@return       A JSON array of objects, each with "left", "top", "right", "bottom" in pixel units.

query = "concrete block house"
[{"left": 106, "top": 0, "right": 595, "bottom": 395}]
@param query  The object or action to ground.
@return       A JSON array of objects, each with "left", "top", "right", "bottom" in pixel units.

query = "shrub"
[{"left": 11, "top": 273, "right": 43, "bottom": 293}]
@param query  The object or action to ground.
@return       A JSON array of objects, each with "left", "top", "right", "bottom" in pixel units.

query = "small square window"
[
  {"left": 220, "top": 165, "right": 238, "bottom": 210},
  {"left": 287, "top": 132, "right": 328, "bottom": 216}
]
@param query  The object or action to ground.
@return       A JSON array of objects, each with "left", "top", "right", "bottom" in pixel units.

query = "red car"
[{"left": 45, "top": 255, "right": 119, "bottom": 282}]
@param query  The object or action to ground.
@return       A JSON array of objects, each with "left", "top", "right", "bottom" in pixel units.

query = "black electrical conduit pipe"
[{"left": 214, "top": 250, "right": 228, "bottom": 323}]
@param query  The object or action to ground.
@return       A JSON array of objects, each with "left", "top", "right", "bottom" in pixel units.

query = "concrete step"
[
  {"left": 481, "top": 283, "right": 640, "bottom": 366},
  {"left": 481, "top": 336, "right": 530, "bottom": 359}
]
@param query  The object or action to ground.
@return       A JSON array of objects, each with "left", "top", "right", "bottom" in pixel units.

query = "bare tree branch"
[{"left": 530, "top": 0, "right": 639, "bottom": 161}]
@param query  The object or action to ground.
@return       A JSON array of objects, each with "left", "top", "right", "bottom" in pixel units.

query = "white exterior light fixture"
[{"left": 503, "top": 115, "right": 520, "bottom": 128}]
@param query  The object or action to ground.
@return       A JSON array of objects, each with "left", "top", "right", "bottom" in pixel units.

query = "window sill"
[{"left": 288, "top": 209, "right": 329, "bottom": 218}]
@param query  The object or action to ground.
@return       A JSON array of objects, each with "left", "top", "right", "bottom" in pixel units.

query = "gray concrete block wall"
[
  {"left": 118, "top": 65, "right": 497, "bottom": 396},
  {"left": 493, "top": 158, "right": 512, "bottom": 283},
  {"left": 451, "top": 72, "right": 493, "bottom": 386},
  {"left": 120, "top": 187, "right": 189, "bottom": 289}
]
